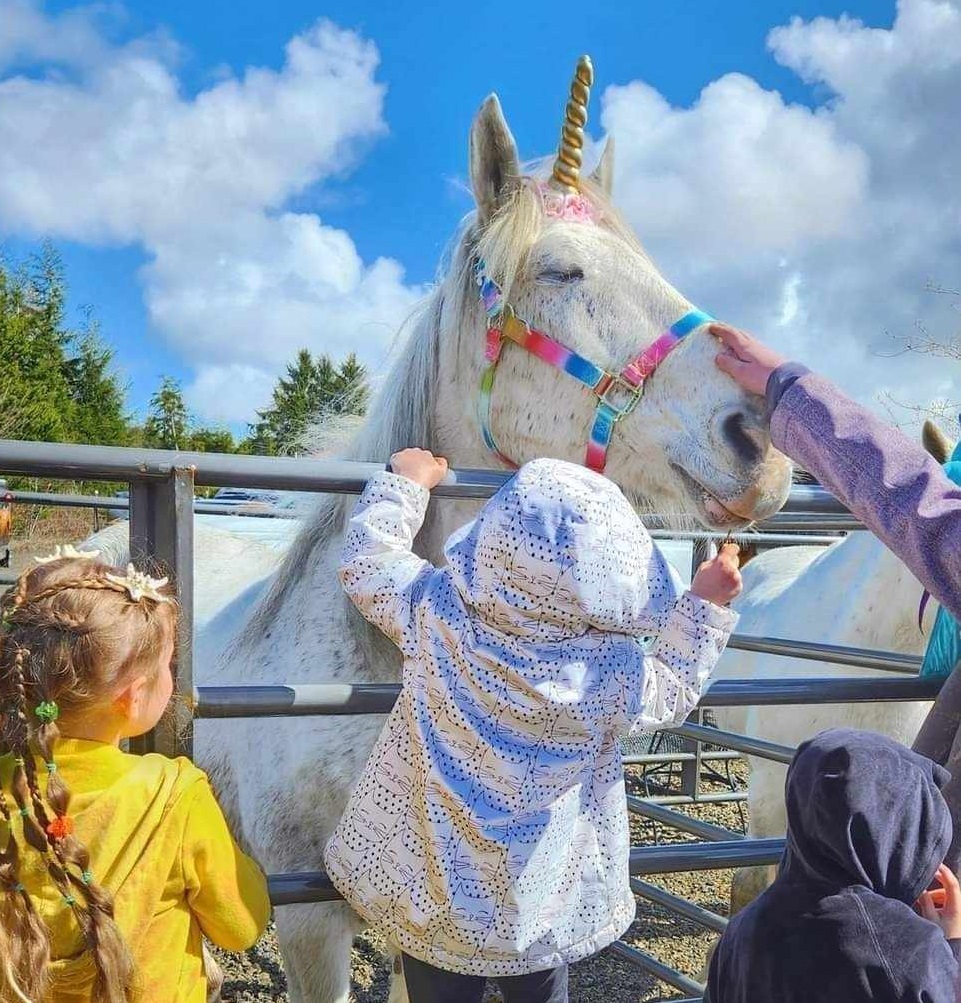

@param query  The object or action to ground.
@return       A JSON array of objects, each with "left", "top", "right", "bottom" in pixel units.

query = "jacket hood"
[
  {"left": 443, "top": 458, "right": 677, "bottom": 641},
  {"left": 782, "top": 728, "right": 952, "bottom": 904}
]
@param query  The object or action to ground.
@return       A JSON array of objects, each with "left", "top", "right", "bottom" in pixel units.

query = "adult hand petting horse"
[{"left": 711, "top": 323, "right": 788, "bottom": 396}]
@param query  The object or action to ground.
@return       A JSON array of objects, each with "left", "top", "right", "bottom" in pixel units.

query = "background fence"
[{"left": 0, "top": 438, "right": 940, "bottom": 1001}]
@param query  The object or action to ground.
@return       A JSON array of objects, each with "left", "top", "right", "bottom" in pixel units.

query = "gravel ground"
[{"left": 210, "top": 756, "right": 749, "bottom": 1003}]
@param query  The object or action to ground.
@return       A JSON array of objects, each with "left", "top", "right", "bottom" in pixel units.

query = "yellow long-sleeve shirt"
[{"left": 0, "top": 739, "right": 271, "bottom": 1003}]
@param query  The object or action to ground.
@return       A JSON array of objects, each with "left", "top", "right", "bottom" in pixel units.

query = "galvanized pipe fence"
[{"left": 0, "top": 438, "right": 939, "bottom": 1002}]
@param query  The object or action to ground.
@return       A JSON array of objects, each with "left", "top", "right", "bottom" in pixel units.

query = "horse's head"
[{"left": 436, "top": 58, "right": 792, "bottom": 530}]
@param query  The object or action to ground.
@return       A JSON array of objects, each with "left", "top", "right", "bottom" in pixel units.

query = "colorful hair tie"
[
  {"left": 63, "top": 893, "right": 76, "bottom": 906},
  {"left": 13, "top": 757, "right": 25, "bottom": 766},
  {"left": 45, "top": 761, "right": 57, "bottom": 774},
  {"left": 46, "top": 815, "right": 73, "bottom": 841},
  {"left": 13, "top": 883, "right": 24, "bottom": 893},
  {"left": 34, "top": 701, "right": 59, "bottom": 723},
  {"left": 18, "top": 807, "right": 29, "bottom": 818},
  {"left": 81, "top": 869, "right": 93, "bottom": 885}
]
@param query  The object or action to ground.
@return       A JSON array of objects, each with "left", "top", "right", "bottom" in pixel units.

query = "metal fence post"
[
  {"left": 127, "top": 467, "right": 195, "bottom": 759},
  {"left": 679, "top": 538, "right": 717, "bottom": 799}
]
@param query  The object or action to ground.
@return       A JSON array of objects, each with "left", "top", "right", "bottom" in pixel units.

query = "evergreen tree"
[
  {"left": 63, "top": 324, "right": 129, "bottom": 445},
  {"left": 189, "top": 426, "right": 236, "bottom": 453},
  {"left": 0, "top": 244, "right": 75, "bottom": 441},
  {"left": 144, "top": 377, "right": 190, "bottom": 450},
  {"left": 246, "top": 350, "right": 369, "bottom": 455}
]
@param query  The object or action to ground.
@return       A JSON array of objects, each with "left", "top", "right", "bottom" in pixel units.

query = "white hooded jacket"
[{"left": 324, "top": 459, "right": 737, "bottom": 976}]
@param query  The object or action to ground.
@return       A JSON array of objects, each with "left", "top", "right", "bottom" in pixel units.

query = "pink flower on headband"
[{"left": 539, "top": 186, "right": 598, "bottom": 224}]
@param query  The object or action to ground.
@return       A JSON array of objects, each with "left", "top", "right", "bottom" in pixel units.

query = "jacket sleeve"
[
  {"left": 612, "top": 592, "right": 738, "bottom": 735},
  {"left": 769, "top": 369, "right": 961, "bottom": 622},
  {"left": 181, "top": 778, "right": 271, "bottom": 952},
  {"left": 338, "top": 471, "right": 435, "bottom": 656},
  {"left": 868, "top": 902, "right": 961, "bottom": 1002}
]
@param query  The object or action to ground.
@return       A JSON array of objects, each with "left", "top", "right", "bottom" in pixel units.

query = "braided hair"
[{"left": 0, "top": 555, "right": 177, "bottom": 1003}]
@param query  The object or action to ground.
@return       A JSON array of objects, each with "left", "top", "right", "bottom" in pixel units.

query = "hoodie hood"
[
  {"left": 782, "top": 728, "right": 952, "bottom": 904},
  {"left": 443, "top": 458, "right": 678, "bottom": 641}
]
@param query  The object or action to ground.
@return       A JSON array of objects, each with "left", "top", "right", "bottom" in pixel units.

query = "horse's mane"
[{"left": 239, "top": 175, "right": 645, "bottom": 639}]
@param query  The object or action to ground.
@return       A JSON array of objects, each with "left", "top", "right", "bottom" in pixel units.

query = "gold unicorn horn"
[{"left": 551, "top": 55, "right": 594, "bottom": 193}]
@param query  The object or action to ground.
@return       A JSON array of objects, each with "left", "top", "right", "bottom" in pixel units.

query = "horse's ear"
[
  {"left": 590, "top": 136, "right": 615, "bottom": 196},
  {"left": 470, "top": 94, "right": 521, "bottom": 225},
  {"left": 922, "top": 419, "right": 952, "bottom": 464}
]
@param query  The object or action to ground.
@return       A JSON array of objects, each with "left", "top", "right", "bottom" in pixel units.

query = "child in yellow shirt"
[{"left": 0, "top": 549, "right": 270, "bottom": 1003}]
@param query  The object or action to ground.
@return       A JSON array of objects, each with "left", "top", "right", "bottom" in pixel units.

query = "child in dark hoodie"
[{"left": 706, "top": 728, "right": 961, "bottom": 1003}]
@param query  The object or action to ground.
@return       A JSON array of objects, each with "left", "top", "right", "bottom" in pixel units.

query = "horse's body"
[
  {"left": 710, "top": 531, "right": 932, "bottom": 908},
  {"left": 709, "top": 421, "right": 955, "bottom": 919},
  {"left": 84, "top": 76, "right": 792, "bottom": 1000}
]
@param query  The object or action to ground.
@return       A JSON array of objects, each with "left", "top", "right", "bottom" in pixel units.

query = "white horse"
[
  {"left": 711, "top": 420, "right": 956, "bottom": 916},
  {"left": 85, "top": 65, "right": 792, "bottom": 1001}
]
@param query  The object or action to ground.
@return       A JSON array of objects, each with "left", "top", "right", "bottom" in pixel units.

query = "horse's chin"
[{"left": 669, "top": 464, "right": 754, "bottom": 532}]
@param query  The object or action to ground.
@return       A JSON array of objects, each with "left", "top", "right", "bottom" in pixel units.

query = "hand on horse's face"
[
  {"left": 389, "top": 448, "right": 450, "bottom": 490},
  {"left": 711, "top": 323, "right": 788, "bottom": 398}
]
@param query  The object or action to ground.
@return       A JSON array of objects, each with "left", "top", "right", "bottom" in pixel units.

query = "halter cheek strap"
[{"left": 476, "top": 262, "right": 713, "bottom": 473}]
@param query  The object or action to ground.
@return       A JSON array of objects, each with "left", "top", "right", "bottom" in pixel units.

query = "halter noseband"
[{"left": 476, "top": 260, "right": 713, "bottom": 473}]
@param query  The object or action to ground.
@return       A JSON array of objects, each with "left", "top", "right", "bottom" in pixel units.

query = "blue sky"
[{"left": 3, "top": 0, "right": 958, "bottom": 436}]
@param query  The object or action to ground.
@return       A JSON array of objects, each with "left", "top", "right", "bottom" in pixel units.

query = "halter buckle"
[{"left": 596, "top": 374, "right": 644, "bottom": 422}]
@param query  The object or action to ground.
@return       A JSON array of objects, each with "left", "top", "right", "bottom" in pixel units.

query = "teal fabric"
[{"left": 920, "top": 440, "right": 961, "bottom": 678}]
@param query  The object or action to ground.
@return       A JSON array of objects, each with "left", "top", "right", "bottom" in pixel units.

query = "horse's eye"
[{"left": 537, "top": 267, "right": 584, "bottom": 285}]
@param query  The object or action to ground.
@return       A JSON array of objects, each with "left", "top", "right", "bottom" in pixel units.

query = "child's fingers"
[
  {"left": 918, "top": 890, "right": 938, "bottom": 923},
  {"left": 938, "top": 864, "right": 961, "bottom": 914}
]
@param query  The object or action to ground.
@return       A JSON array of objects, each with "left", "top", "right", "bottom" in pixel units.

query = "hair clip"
[
  {"left": 104, "top": 564, "right": 170, "bottom": 604},
  {"left": 34, "top": 700, "right": 59, "bottom": 723},
  {"left": 46, "top": 815, "right": 73, "bottom": 840},
  {"left": 34, "top": 544, "right": 101, "bottom": 565}
]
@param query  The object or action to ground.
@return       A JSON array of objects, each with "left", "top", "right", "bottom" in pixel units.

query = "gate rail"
[{"left": 0, "top": 438, "right": 933, "bottom": 1002}]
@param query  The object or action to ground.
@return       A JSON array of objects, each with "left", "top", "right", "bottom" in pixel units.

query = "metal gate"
[{"left": 0, "top": 438, "right": 941, "bottom": 1001}]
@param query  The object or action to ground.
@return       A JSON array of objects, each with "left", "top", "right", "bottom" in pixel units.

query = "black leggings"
[{"left": 401, "top": 953, "right": 569, "bottom": 1003}]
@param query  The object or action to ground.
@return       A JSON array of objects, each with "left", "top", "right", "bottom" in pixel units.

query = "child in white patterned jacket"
[{"left": 325, "top": 449, "right": 741, "bottom": 1003}]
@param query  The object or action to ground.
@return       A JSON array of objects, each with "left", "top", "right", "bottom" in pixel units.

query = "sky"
[{"left": 0, "top": 0, "right": 958, "bottom": 435}]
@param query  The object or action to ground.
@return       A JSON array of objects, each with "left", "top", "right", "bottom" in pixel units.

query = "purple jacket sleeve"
[{"left": 769, "top": 370, "right": 961, "bottom": 622}]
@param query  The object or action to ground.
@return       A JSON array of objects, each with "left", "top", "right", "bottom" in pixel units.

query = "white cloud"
[
  {"left": 2, "top": 0, "right": 958, "bottom": 428},
  {"left": 0, "top": 2, "right": 423, "bottom": 423},
  {"left": 601, "top": 0, "right": 961, "bottom": 422}
]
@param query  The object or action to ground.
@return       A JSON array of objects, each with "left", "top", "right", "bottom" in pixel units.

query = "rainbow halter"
[{"left": 476, "top": 260, "right": 713, "bottom": 473}]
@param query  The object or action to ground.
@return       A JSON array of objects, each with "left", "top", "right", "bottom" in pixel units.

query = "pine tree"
[
  {"left": 63, "top": 321, "right": 129, "bottom": 445},
  {"left": 246, "top": 350, "right": 369, "bottom": 455},
  {"left": 144, "top": 377, "right": 190, "bottom": 450},
  {"left": 189, "top": 427, "right": 236, "bottom": 453},
  {"left": 0, "top": 244, "right": 76, "bottom": 442}
]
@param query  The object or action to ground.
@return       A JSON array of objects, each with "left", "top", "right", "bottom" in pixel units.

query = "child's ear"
[{"left": 113, "top": 674, "right": 149, "bottom": 719}]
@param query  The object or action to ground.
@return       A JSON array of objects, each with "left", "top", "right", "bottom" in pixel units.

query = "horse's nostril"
[{"left": 722, "top": 412, "right": 762, "bottom": 465}]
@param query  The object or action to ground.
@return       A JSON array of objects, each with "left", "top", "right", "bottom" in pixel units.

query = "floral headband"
[{"left": 33, "top": 546, "right": 171, "bottom": 604}]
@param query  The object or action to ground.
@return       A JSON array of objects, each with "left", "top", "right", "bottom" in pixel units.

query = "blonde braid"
[{"left": 0, "top": 562, "right": 155, "bottom": 1003}]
